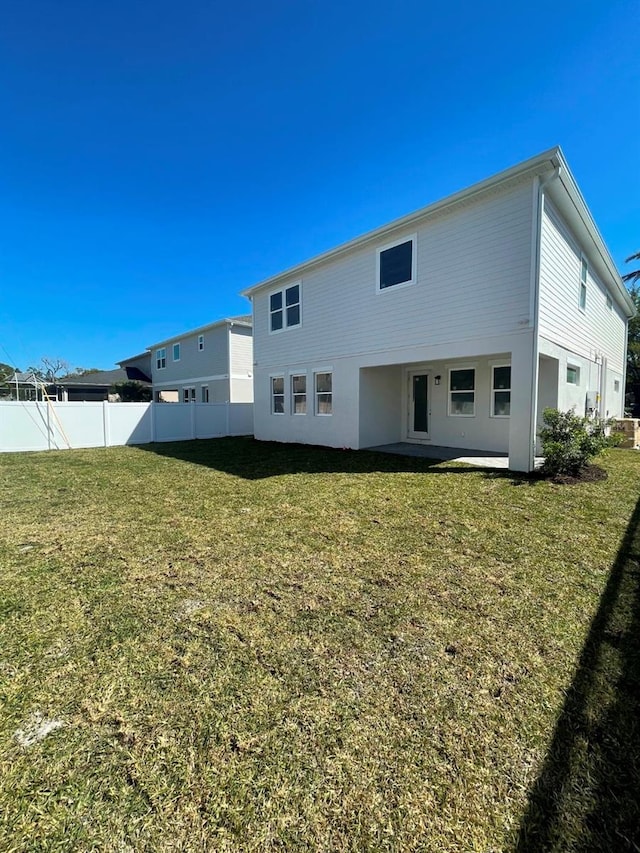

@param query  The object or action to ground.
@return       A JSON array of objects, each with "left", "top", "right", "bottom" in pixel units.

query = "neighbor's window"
[
  {"left": 315, "top": 372, "right": 332, "bottom": 415},
  {"left": 579, "top": 257, "right": 587, "bottom": 311},
  {"left": 173, "top": 343, "right": 181, "bottom": 361},
  {"left": 377, "top": 235, "right": 416, "bottom": 291},
  {"left": 291, "top": 374, "right": 307, "bottom": 414},
  {"left": 449, "top": 368, "right": 475, "bottom": 416},
  {"left": 492, "top": 365, "right": 511, "bottom": 417},
  {"left": 198, "top": 334, "right": 205, "bottom": 351},
  {"left": 271, "top": 376, "right": 285, "bottom": 414},
  {"left": 567, "top": 365, "right": 580, "bottom": 385},
  {"left": 270, "top": 283, "right": 301, "bottom": 332},
  {"left": 183, "top": 387, "right": 195, "bottom": 403},
  {"left": 201, "top": 385, "right": 209, "bottom": 403},
  {"left": 156, "top": 348, "right": 166, "bottom": 370}
]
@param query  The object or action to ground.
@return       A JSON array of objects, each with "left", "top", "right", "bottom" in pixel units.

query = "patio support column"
[{"left": 509, "top": 334, "right": 537, "bottom": 472}]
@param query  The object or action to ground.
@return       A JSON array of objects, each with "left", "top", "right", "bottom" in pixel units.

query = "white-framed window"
[
  {"left": 567, "top": 364, "right": 580, "bottom": 385},
  {"left": 173, "top": 343, "right": 181, "bottom": 361},
  {"left": 201, "top": 385, "right": 209, "bottom": 403},
  {"left": 315, "top": 372, "right": 332, "bottom": 415},
  {"left": 271, "top": 376, "right": 285, "bottom": 414},
  {"left": 614, "top": 379, "right": 620, "bottom": 393},
  {"left": 183, "top": 387, "right": 195, "bottom": 403},
  {"left": 156, "top": 348, "right": 166, "bottom": 370},
  {"left": 579, "top": 257, "right": 587, "bottom": 311},
  {"left": 198, "top": 334, "right": 205, "bottom": 351},
  {"left": 270, "top": 283, "right": 301, "bottom": 333},
  {"left": 449, "top": 368, "right": 475, "bottom": 416},
  {"left": 291, "top": 374, "right": 307, "bottom": 414},
  {"left": 491, "top": 365, "right": 511, "bottom": 417},
  {"left": 376, "top": 234, "right": 416, "bottom": 292}
]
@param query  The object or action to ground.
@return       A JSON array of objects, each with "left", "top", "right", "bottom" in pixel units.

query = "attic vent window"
[{"left": 377, "top": 235, "right": 416, "bottom": 291}]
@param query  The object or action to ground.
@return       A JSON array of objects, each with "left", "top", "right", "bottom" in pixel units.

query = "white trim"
[
  {"left": 376, "top": 233, "right": 417, "bottom": 293},
  {"left": 448, "top": 366, "right": 476, "bottom": 417},
  {"left": 153, "top": 374, "right": 229, "bottom": 387},
  {"left": 268, "top": 281, "right": 302, "bottom": 335},
  {"left": 314, "top": 370, "right": 333, "bottom": 416},
  {"left": 270, "top": 375, "right": 285, "bottom": 415},
  {"left": 290, "top": 372, "right": 307, "bottom": 416},
  {"left": 182, "top": 386, "right": 196, "bottom": 403},
  {"left": 148, "top": 316, "right": 252, "bottom": 350},
  {"left": 566, "top": 363, "right": 581, "bottom": 385},
  {"left": 155, "top": 347, "right": 166, "bottom": 370},
  {"left": 490, "top": 363, "right": 511, "bottom": 418}
]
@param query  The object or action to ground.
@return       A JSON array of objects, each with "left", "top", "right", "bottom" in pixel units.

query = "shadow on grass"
[
  {"left": 515, "top": 495, "right": 640, "bottom": 852},
  {"left": 133, "top": 436, "right": 535, "bottom": 484}
]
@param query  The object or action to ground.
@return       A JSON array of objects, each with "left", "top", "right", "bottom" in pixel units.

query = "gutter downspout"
[{"left": 529, "top": 163, "right": 561, "bottom": 468}]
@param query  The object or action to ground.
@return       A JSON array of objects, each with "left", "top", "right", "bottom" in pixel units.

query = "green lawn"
[{"left": 1, "top": 438, "right": 639, "bottom": 852}]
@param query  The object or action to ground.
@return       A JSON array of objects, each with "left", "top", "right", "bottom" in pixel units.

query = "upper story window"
[
  {"left": 579, "top": 257, "right": 588, "bottom": 311},
  {"left": 173, "top": 343, "right": 181, "bottom": 361},
  {"left": 156, "top": 348, "right": 166, "bottom": 370},
  {"left": 270, "top": 283, "right": 301, "bottom": 332},
  {"left": 491, "top": 365, "right": 511, "bottom": 417},
  {"left": 198, "top": 334, "right": 205, "bottom": 351},
  {"left": 377, "top": 234, "right": 416, "bottom": 291},
  {"left": 449, "top": 368, "right": 475, "bottom": 416}
]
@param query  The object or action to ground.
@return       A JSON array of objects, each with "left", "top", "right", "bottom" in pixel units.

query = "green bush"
[
  {"left": 539, "top": 407, "right": 618, "bottom": 477},
  {"left": 110, "top": 381, "right": 152, "bottom": 402}
]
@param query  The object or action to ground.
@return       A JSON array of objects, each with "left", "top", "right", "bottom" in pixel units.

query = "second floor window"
[
  {"left": 579, "top": 257, "right": 587, "bottom": 311},
  {"left": 198, "top": 334, "right": 204, "bottom": 351},
  {"left": 156, "top": 348, "right": 166, "bottom": 370},
  {"left": 377, "top": 235, "right": 416, "bottom": 291},
  {"left": 270, "top": 283, "right": 301, "bottom": 332},
  {"left": 173, "top": 343, "right": 181, "bottom": 361}
]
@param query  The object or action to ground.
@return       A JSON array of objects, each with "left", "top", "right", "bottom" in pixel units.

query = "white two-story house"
[
  {"left": 150, "top": 315, "right": 253, "bottom": 404},
  {"left": 242, "top": 148, "right": 634, "bottom": 472}
]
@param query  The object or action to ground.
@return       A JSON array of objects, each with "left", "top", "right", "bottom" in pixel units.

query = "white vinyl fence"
[{"left": 0, "top": 401, "right": 254, "bottom": 453}]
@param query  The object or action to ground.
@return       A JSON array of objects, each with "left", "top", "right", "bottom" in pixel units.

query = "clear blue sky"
[{"left": 1, "top": 0, "right": 638, "bottom": 371}]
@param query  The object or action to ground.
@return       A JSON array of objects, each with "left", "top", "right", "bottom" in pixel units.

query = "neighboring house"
[
  {"left": 149, "top": 315, "right": 253, "bottom": 404},
  {"left": 117, "top": 352, "right": 152, "bottom": 384},
  {"left": 242, "top": 147, "right": 635, "bottom": 472},
  {"left": 54, "top": 367, "right": 151, "bottom": 401}
]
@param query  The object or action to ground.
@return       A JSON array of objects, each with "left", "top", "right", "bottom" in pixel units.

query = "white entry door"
[{"left": 408, "top": 372, "right": 429, "bottom": 439}]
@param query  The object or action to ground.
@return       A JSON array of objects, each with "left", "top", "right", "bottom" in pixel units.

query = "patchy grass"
[{"left": 0, "top": 438, "right": 639, "bottom": 852}]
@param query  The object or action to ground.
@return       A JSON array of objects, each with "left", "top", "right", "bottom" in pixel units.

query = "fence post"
[
  {"left": 150, "top": 401, "right": 155, "bottom": 443},
  {"left": 190, "top": 402, "right": 196, "bottom": 439},
  {"left": 102, "top": 401, "right": 109, "bottom": 447}
]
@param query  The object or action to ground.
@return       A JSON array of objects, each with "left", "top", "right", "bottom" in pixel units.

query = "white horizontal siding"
[
  {"left": 151, "top": 325, "right": 229, "bottom": 384},
  {"left": 229, "top": 326, "right": 253, "bottom": 374},
  {"left": 538, "top": 199, "right": 626, "bottom": 373},
  {"left": 253, "top": 181, "right": 534, "bottom": 370}
]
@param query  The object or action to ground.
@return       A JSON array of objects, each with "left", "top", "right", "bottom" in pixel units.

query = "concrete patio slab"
[{"left": 366, "top": 442, "right": 543, "bottom": 470}]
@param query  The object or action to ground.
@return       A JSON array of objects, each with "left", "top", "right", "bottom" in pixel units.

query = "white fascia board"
[{"left": 241, "top": 147, "right": 563, "bottom": 298}]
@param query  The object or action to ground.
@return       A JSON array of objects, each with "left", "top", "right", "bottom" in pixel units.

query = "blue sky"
[{"left": 1, "top": 0, "right": 638, "bottom": 371}]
